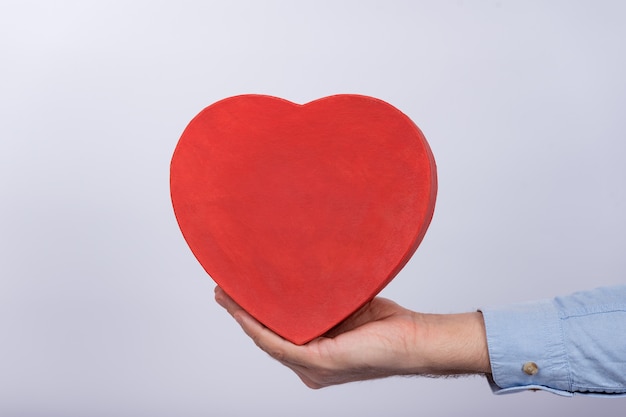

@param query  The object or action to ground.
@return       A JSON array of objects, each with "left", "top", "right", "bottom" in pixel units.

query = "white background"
[{"left": 1, "top": 1, "right": 625, "bottom": 416}]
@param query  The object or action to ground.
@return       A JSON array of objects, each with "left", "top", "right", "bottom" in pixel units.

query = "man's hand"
[{"left": 215, "top": 286, "right": 491, "bottom": 388}]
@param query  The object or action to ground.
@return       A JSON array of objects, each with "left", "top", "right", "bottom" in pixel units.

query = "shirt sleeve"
[{"left": 480, "top": 285, "right": 626, "bottom": 396}]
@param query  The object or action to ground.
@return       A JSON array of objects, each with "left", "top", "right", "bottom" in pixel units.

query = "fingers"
[
  {"left": 214, "top": 286, "right": 306, "bottom": 366},
  {"left": 214, "top": 286, "right": 263, "bottom": 339},
  {"left": 214, "top": 286, "right": 242, "bottom": 316}
]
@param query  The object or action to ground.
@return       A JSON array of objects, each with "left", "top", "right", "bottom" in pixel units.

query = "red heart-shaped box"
[{"left": 170, "top": 95, "right": 437, "bottom": 345}]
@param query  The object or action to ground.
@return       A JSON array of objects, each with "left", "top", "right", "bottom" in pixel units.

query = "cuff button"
[{"left": 522, "top": 361, "right": 539, "bottom": 376}]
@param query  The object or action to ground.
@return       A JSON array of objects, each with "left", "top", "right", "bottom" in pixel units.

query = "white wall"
[{"left": 1, "top": 1, "right": 624, "bottom": 415}]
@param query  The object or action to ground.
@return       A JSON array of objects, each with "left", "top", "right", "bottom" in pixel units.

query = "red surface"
[{"left": 170, "top": 95, "right": 437, "bottom": 345}]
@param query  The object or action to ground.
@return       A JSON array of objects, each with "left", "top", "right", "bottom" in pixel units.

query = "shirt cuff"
[{"left": 480, "top": 299, "right": 572, "bottom": 396}]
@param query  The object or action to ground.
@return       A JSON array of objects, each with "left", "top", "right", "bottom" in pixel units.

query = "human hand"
[{"left": 214, "top": 286, "right": 491, "bottom": 388}]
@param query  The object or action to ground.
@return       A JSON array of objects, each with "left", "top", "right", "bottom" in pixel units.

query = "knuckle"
[{"left": 267, "top": 347, "right": 286, "bottom": 362}]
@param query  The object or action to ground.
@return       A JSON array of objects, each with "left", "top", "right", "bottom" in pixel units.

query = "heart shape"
[{"left": 170, "top": 95, "right": 437, "bottom": 344}]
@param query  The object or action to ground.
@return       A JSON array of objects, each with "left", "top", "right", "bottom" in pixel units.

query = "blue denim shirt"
[{"left": 481, "top": 285, "right": 626, "bottom": 396}]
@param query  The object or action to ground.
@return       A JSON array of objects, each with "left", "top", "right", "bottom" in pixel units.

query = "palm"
[{"left": 286, "top": 298, "right": 425, "bottom": 387}]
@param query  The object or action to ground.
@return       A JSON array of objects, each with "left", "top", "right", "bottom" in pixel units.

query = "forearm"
[{"left": 414, "top": 311, "right": 491, "bottom": 376}]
